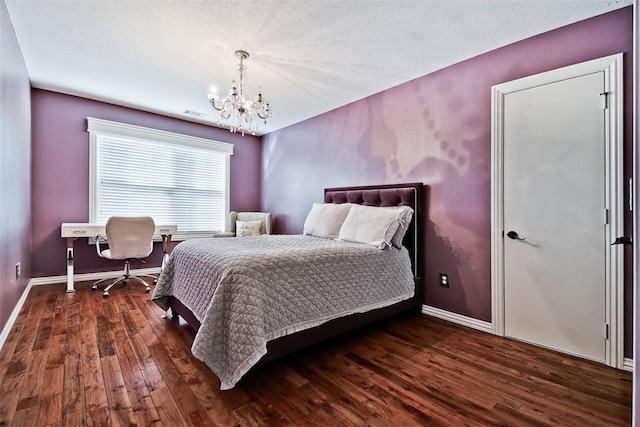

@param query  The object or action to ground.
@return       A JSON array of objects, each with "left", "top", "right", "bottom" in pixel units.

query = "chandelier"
[{"left": 208, "top": 50, "right": 272, "bottom": 136}]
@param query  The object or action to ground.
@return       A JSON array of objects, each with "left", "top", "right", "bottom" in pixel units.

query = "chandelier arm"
[{"left": 210, "top": 98, "right": 225, "bottom": 111}]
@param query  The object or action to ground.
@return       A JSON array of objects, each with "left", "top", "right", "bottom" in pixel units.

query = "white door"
[{"left": 503, "top": 72, "right": 607, "bottom": 362}]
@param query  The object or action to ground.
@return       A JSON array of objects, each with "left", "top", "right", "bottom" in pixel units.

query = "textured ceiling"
[{"left": 5, "top": 0, "right": 632, "bottom": 135}]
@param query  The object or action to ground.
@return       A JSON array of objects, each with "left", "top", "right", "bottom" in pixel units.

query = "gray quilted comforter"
[{"left": 152, "top": 234, "right": 415, "bottom": 390}]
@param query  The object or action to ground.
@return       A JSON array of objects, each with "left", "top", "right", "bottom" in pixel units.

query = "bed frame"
[{"left": 169, "top": 182, "right": 424, "bottom": 365}]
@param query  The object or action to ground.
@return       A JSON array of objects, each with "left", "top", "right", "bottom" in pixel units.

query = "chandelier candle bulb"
[{"left": 208, "top": 50, "right": 272, "bottom": 136}]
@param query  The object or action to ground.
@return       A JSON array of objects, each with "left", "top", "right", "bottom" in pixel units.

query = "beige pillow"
[
  {"left": 236, "top": 220, "right": 263, "bottom": 237},
  {"left": 303, "top": 202, "right": 353, "bottom": 239},
  {"left": 338, "top": 204, "right": 404, "bottom": 249}
]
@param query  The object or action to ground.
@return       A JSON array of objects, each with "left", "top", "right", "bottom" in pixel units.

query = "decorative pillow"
[
  {"left": 338, "top": 204, "right": 404, "bottom": 249},
  {"left": 389, "top": 206, "right": 414, "bottom": 248},
  {"left": 236, "top": 220, "right": 263, "bottom": 237},
  {"left": 303, "top": 202, "right": 353, "bottom": 239}
]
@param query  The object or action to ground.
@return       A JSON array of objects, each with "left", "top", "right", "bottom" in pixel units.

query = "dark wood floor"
[{"left": 0, "top": 280, "right": 632, "bottom": 426}]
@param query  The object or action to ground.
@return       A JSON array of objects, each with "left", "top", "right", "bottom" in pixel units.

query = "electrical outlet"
[
  {"left": 15, "top": 262, "right": 21, "bottom": 279},
  {"left": 439, "top": 273, "right": 449, "bottom": 288}
]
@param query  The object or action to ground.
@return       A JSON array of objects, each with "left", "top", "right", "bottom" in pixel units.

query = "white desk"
[{"left": 61, "top": 223, "right": 177, "bottom": 293}]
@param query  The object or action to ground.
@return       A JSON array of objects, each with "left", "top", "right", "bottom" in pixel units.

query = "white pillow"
[
  {"left": 236, "top": 220, "right": 262, "bottom": 237},
  {"left": 389, "top": 206, "right": 414, "bottom": 248},
  {"left": 338, "top": 204, "right": 404, "bottom": 249},
  {"left": 303, "top": 202, "right": 353, "bottom": 239}
]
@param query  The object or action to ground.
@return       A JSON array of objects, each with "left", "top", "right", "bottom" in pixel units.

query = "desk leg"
[{"left": 66, "top": 237, "right": 76, "bottom": 293}]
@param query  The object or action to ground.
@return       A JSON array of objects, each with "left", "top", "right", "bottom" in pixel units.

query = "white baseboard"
[
  {"left": 0, "top": 280, "right": 33, "bottom": 352},
  {"left": 623, "top": 357, "right": 634, "bottom": 372},
  {"left": 421, "top": 304, "right": 493, "bottom": 334},
  {"left": 29, "top": 267, "right": 161, "bottom": 286}
]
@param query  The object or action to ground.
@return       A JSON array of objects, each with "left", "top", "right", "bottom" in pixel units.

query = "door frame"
[{"left": 490, "top": 54, "right": 624, "bottom": 368}]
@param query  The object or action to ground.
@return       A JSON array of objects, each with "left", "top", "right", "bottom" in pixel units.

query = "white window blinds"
[{"left": 88, "top": 118, "right": 233, "bottom": 236}]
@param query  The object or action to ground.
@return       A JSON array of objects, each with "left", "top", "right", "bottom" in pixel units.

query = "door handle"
[
  {"left": 506, "top": 231, "right": 526, "bottom": 241},
  {"left": 611, "top": 236, "right": 632, "bottom": 245}
]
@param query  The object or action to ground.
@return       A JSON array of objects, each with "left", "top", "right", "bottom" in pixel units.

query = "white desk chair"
[{"left": 92, "top": 216, "right": 156, "bottom": 298}]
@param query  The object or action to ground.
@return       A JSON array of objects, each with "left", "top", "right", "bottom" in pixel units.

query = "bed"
[{"left": 152, "top": 182, "right": 424, "bottom": 389}]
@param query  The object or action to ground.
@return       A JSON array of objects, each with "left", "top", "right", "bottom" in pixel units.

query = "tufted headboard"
[{"left": 324, "top": 182, "right": 424, "bottom": 279}]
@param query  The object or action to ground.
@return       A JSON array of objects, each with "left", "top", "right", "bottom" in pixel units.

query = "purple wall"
[
  {"left": 0, "top": 0, "right": 31, "bottom": 332},
  {"left": 263, "top": 8, "right": 633, "bottom": 336},
  {"left": 31, "top": 90, "right": 262, "bottom": 277}
]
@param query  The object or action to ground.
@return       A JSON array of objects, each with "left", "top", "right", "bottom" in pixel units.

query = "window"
[{"left": 88, "top": 118, "right": 233, "bottom": 238}]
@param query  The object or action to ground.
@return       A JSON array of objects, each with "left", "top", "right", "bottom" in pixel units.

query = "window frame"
[{"left": 87, "top": 117, "right": 233, "bottom": 240}]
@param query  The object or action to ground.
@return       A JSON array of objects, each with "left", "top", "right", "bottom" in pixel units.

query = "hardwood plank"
[
  {"left": 490, "top": 402, "right": 549, "bottom": 427},
  {"left": 38, "top": 365, "right": 64, "bottom": 426},
  {"left": 32, "top": 315, "right": 54, "bottom": 352},
  {"left": 112, "top": 323, "right": 162, "bottom": 426},
  {"left": 4, "top": 294, "right": 46, "bottom": 378},
  {"left": 12, "top": 346, "right": 49, "bottom": 425},
  {"left": 0, "top": 374, "right": 23, "bottom": 425},
  {"left": 81, "top": 324, "right": 109, "bottom": 414},
  {"left": 44, "top": 291, "right": 59, "bottom": 313},
  {"left": 146, "top": 341, "right": 210, "bottom": 423},
  {"left": 96, "top": 316, "right": 116, "bottom": 358},
  {"left": 109, "top": 408, "right": 136, "bottom": 427},
  {"left": 12, "top": 405, "right": 39, "bottom": 427},
  {"left": 232, "top": 400, "right": 292, "bottom": 426},
  {"left": 15, "top": 349, "right": 48, "bottom": 413},
  {"left": 243, "top": 368, "right": 314, "bottom": 426},
  {"left": 119, "top": 307, "right": 139, "bottom": 337},
  {"left": 100, "top": 354, "right": 136, "bottom": 425},
  {"left": 51, "top": 294, "right": 69, "bottom": 337},
  {"left": 284, "top": 381, "right": 355, "bottom": 426},
  {"left": 387, "top": 409, "right": 434, "bottom": 427},
  {"left": 86, "top": 407, "right": 111, "bottom": 427},
  {"left": 0, "top": 312, "right": 25, "bottom": 381},
  {"left": 46, "top": 333, "right": 66, "bottom": 370},
  {"left": 62, "top": 352, "right": 86, "bottom": 427},
  {"left": 62, "top": 292, "right": 86, "bottom": 427},
  {"left": 150, "top": 386, "right": 189, "bottom": 427},
  {"left": 128, "top": 332, "right": 167, "bottom": 393}
]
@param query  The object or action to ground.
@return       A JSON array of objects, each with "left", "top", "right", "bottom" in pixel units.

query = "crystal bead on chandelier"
[{"left": 208, "top": 50, "right": 272, "bottom": 136}]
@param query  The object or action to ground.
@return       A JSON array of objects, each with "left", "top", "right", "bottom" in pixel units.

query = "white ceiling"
[{"left": 5, "top": 0, "right": 632, "bottom": 136}]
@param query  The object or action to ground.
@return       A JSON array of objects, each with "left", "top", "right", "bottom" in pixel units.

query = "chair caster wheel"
[
  {"left": 102, "top": 293, "right": 109, "bottom": 298},
  {"left": 91, "top": 286, "right": 97, "bottom": 291},
  {"left": 153, "top": 279, "right": 158, "bottom": 285},
  {"left": 145, "top": 288, "right": 150, "bottom": 293}
]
